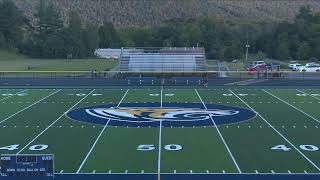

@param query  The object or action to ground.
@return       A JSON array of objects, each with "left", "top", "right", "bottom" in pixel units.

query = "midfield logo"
[
  {"left": 67, "top": 103, "right": 256, "bottom": 127},
  {"left": 86, "top": 108, "right": 239, "bottom": 122}
]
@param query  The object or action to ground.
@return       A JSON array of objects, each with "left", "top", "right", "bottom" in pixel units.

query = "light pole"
[
  {"left": 245, "top": 31, "right": 250, "bottom": 64},
  {"left": 245, "top": 42, "right": 250, "bottom": 64}
]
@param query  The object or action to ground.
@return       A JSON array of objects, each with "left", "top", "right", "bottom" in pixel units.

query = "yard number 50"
[{"left": 137, "top": 144, "right": 182, "bottom": 151}]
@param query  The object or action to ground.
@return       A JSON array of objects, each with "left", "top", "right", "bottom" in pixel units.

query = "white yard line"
[
  {"left": 158, "top": 86, "right": 163, "bottom": 180},
  {"left": 0, "top": 89, "right": 61, "bottom": 125},
  {"left": 0, "top": 89, "right": 28, "bottom": 102},
  {"left": 160, "top": 86, "right": 163, "bottom": 108},
  {"left": 117, "top": 89, "right": 129, "bottom": 107},
  {"left": 296, "top": 89, "right": 320, "bottom": 101},
  {"left": 16, "top": 90, "right": 95, "bottom": 154},
  {"left": 76, "top": 89, "right": 129, "bottom": 173},
  {"left": 263, "top": 90, "right": 320, "bottom": 124},
  {"left": 229, "top": 89, "right": 320, "bottom": 172},
  {"left": 157, "top": 118, "right": 163, "bottom": 180},
  {"left": 195, "top": 89, "right": 242, "bottom": 173},
  {"left": 77, "top": 121, "right": 110, "bottom": 173}
]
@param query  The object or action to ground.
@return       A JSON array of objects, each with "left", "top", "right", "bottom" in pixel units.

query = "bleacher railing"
[{"left": 0, "top": 71, "right": 320, "bottom": 80}]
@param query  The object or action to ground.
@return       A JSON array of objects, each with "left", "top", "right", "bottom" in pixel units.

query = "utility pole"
[{"left": 245, "top": 32, "right": 250, "bottom": 63}]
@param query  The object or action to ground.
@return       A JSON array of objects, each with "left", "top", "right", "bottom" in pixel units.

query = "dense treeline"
[
  {"left": 0, "top": 0, "right": 320, "bottom": 61},
  {"left": 11, "top": 0, "right": 320, "bottom": 27}
]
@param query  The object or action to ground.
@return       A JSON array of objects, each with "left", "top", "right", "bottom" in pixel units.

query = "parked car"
[
  {"left": 305, "top": 62, "right": 319, "bottom": 66},
  {"left": 246, "top": 64, "right": 267, "bottom": 72},
  {"left": 288, "top": 61, "right": 298, "bottom": 69},
  {"left": 299, "top": 64, "right": 320, "bottom": 72},
  {"left": 292, "top": 63, "right": 303, "bottom": 71},
  {"left": 253, "top": 61, "right": 266, "bottom": 67}
]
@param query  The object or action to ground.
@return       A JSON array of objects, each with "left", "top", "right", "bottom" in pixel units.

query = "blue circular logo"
[{"left": 66, "top": 103, "right": 256, "bottom": 127}]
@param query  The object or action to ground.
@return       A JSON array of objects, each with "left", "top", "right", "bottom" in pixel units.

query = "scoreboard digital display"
[{"left": 0, "top": 154, "right": 54, "bottom": 177}]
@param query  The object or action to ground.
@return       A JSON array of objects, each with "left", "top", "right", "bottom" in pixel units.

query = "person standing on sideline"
[{"left": 203, "top": 73, "right": 208, "bottom": 88}]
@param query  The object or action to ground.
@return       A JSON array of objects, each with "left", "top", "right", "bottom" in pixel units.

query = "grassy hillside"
[
  {"left": 0, "top": 50, "right": 118, "bottom": 71},
  {"left": 10, "top": 0, "right": 320, "bottom": 27}
]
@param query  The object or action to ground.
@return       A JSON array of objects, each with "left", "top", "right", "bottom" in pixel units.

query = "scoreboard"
[{"left": 0, "top": 154, "right": 54, "bottom": 177}]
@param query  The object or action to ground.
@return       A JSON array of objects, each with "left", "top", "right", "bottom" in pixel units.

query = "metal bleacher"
[
  {"left": 119, "top": 47, "right": 207, "bottom": 72},
  {"left": 117, "top": 47, "right": 208, "bottom": 85}
]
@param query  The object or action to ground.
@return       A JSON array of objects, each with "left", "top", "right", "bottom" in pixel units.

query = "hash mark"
[
  {"left": 271, "top": 170, "right": 275, "bottom": 174},
  {"left": 206, "top": 170, "right": 209, "bottom": 173},
  {"left": 255, "top": 170, "right": 259, "bottom": 174},
  {"left": 108, "top": 170, "right": 111, "bottom": 173},
  {"left": 141, "top": 170, "right": 144, "bottom": 174},
  {"left": 60, "top": 170, "right": 64, "bottom": 173}
]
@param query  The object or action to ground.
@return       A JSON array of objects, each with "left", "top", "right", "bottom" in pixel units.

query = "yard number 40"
[
  {"left": 0, "top": 144, "right": 48, "bottom": 151},
  {"left": 271, "top": 144, "right": 319, "bottom": 152}
]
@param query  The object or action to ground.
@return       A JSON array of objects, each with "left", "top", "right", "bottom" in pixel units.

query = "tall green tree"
[
  {"left": 98, "top": 22, "right": 119, "bottom": 48},
  {"left": 0, "top": 32, "right": 5, "bottom": 48},
  {"left": 31, "top": 0, "right": 64, "bottom": 57},
  {"left": 35, "top": 0, "right": 63, "bottom": 39},
  {"left": 65, "top": 11, "right": 84, "bottom": 58},
  {"left": 298, "top": 42, "right": 312, "bottom": 60},
  {"left": 0, "top": 0, "right": 25, "bottom": 48},
  {"left": 81, "top": 23, "right": 99, "bottom": 57}
]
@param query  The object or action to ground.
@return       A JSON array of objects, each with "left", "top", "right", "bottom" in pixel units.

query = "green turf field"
[{"left": 0, "top": 87, "right": 320, "bottom": 176}]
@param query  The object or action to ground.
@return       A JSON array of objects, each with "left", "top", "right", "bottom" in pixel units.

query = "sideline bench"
[
  {"left": 171, "top": 77, "right": 203, "bottom": 85},
  {"left": 126, "top": 77, "right": 158, "bottom": 85}
]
